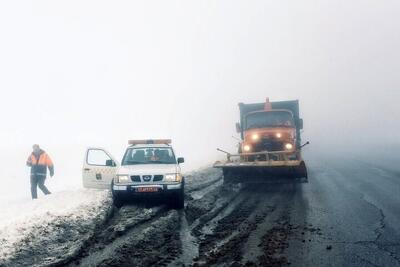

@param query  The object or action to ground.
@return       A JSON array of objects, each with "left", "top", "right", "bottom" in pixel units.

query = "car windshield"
[
  {"left": 245, "top": 111, "right": 294, "bottom": 129},
  {"left": 122, "top": 147, "right": 177, "bottom": 165}
]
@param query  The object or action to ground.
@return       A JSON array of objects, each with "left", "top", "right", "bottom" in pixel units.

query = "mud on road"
[
  {"left": 4, "top": 156, "right": 400, "bottom": 267},
  {"left": 2, "top": 168, "right": 304, "bottom": 267}
]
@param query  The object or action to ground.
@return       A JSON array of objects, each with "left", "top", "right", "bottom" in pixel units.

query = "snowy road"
[{"left": 1, "top": 154, "right": 400, "bottom": 267}]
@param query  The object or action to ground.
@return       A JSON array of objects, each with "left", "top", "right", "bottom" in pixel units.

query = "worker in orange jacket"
[{"left": 26, "top": 144, "right": 54, "bottom": 199}]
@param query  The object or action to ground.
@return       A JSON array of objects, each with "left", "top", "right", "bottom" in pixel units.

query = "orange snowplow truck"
[{"left": 214, "top": 98, "right": 309, "bottom": 183}]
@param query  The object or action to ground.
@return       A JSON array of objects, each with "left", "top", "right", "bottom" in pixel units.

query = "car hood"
[{"left": 118, "top": 164, "right": 179, "bottom": 175}]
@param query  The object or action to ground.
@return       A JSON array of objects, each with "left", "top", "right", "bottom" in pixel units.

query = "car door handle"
[{"left": 84, "top": 168, "right": 91, "bottom": 171}]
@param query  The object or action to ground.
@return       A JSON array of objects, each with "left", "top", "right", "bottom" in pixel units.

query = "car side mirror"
[
  {"left": 298, "top": 119, "right": 303, "bottom": 129},
  {"left": 177, "top": 157, "right": 185, "bottom": 164},
  {"left": 106, "top": 159, "right": 116, "bottom": 167},
  {"left": 235, "top": 122, "right": 242, "bottom": 133}
]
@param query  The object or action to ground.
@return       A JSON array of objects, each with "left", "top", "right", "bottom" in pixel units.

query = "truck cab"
[
  {"left": 82, "top": 139, "right": 185, "bottom": 209},
  {"left": 241, "top": 109, "right": 297, "bottom": 155}
]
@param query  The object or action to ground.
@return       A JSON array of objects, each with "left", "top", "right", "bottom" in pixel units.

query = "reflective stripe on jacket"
[{"left": 27, "top": 150, "right": 54, "bottom": 177}]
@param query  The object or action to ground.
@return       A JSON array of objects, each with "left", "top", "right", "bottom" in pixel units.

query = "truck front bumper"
[
  {"left": 214, "top": 149, "right": 303, "bottom": 168},
  {"left": 112, "top": 183, "right": 183, "bottom": 197}
]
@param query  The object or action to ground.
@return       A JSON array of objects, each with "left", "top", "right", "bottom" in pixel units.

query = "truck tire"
[
  {"left": 296, "top": 161, "right": 308, "bottom": 180},
  {"left": 171, "top": 183, "right": 184, "bottom": 210}
]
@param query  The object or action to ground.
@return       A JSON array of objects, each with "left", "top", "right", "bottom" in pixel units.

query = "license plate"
[{"left": 136, "top": 187, "right": 159, "bottom": 193}]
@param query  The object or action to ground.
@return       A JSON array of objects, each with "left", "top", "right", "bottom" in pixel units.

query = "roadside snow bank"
[{"left": 0, "top": 189, "right": 112, "bottom": 266}]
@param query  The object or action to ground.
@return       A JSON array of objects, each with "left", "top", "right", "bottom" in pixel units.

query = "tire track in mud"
[
  {"left": 194, "top": 196, "right": 262, "bottom": 266},
  {"left": 174, "top": 183, "right": 298, "bottom": 267},
  {"left": 185, "top": 169, "right": 223, "bottom": 201},
  {"left": 64, "top": 168, "right": 225, "bottom": 267},
  {"left": 76, "top": 210, "right": 181, "bottom": 267},
  {"left": 186, "top": 175, "right": 222, "bottom": 194},
  {"left": 170, "top": 184, "right": 243, "bottom": 266},
  {"left": 63, "top": 204, "right": 171, "bottom": 266},
  {"left": 4, "top": 168, "right": 298, "bottom": 267},
  {"left": 185, "top": 168, "right": 222, "bottom": 192},
  {"left": 188, "top": 178, "right": 223, "bottom": 201},
  {"left": 89, "top": 180, "right": 296, "bottom": 267}
]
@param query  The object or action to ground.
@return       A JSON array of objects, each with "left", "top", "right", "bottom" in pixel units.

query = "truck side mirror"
[
  {"left": 177, "top": 157, "right": 185, "bottom": 164},
  {"left": 298, "top": 119, "right": 304, "bottom": 129},
  {"left": 235, "top": 122, "right": 242, "bottom": 133}
]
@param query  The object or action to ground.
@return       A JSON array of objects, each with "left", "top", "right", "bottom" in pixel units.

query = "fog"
[{"left": 0, "top": 1, "right": 399, "bottom": 199}]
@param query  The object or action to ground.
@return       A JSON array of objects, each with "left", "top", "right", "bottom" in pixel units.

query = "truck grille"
[
  {"left": 255, "top": 138, "right": 285, "bottom": 152},
  {"left": 130, "top": 175, "right": 164, "bottom": 182},
  {"left": 131, "top": 175, "right": 141, "bottom": 182},
  {"left": 153, "top": 175, "right": 163, "bottom": 181}
]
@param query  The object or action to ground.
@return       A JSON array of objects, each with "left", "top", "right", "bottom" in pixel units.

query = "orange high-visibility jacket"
[{"left": 26, "top": 150, "right": 54, "bottom": 177}]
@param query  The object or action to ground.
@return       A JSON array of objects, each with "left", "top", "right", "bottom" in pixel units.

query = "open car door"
[{"left": 82, "top": 147, "right": 119, "bottom": 189}]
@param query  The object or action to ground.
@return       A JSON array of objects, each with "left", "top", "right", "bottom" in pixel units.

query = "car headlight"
[
  {"left": 243, "top": 144, "right": 251, "bottom": 152},
  {"left": 165, "top": 173, "right": 182, "bottom": 182},
  {"left": 251, "top": 134, "right": 260, "bottom": 141},
  {"left": 116, "top": 175, "right": 129, "bottom": 183},
  {"left": 285, "top": 143, "right": 293, "bottom": 150}
]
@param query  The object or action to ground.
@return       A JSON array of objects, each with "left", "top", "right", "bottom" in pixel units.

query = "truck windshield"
[
  {"left": 122, "top": 147, "right": 177, "bottom": 165},
  {"left": 245, "top": 111, "right": 294, "bottom": 129}
]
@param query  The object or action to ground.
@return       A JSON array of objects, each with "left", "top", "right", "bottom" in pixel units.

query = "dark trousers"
[{"left": 30, "top": 175, "right": 51, "bottom": 199}]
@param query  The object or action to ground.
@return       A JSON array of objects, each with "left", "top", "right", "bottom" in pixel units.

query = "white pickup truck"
[{"left": 82, "top": 139, "right": 185, "bottom": 209}]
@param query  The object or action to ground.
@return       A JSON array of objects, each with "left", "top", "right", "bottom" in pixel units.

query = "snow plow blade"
[{"left": 214, "top": 150, "right": 308, "bottom": 183}]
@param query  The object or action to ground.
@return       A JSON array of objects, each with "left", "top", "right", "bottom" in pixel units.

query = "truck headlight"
[
  {"left": 251, "top": 134, "right": 260, "bottom": 141},
  {"left": 243, "top": 144, "right": 251, "bottom": 152},
  {"left": 165, "top": 173, "right": 182, "bottom": 182},
  {"left": 285, "top": 143, "right": 293, "bottom": 150},
  {"left": 116, "top": 175, "right": 129, "bottom": 183}
]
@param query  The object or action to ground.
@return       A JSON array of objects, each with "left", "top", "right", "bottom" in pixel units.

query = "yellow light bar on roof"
[{"left": 128, "top": 139, "right": 172, "bottom": 145}]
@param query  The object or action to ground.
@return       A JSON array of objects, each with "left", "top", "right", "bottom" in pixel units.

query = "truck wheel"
[{"left": 297, "top": 161, "right": 308, "bottom": 180}]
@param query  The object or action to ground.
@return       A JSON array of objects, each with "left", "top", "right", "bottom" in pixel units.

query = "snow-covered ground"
[
  {"left": 0, "top": 150, "right": 101, "bottom": 265},
  {"left": 0, "top": 189, "right": 111, "bottom": 266}
]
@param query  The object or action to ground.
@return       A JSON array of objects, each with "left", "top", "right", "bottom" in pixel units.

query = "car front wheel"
[
  {"left": 111, "top": 180, "right": 124, "bottom": 208},
  {"left": 170, "top": 184, "right": 184, "bottom": 210}
]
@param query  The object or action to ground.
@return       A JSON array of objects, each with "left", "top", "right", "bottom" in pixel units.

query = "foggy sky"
[{"left": 0, "top": 1, "right": 399, "bottom": 195}]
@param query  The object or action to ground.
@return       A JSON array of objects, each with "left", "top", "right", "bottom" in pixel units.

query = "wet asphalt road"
[
  {"left": 287, "top": 155, "right": 400, "bottom": 267},
  {"left": 2, "top": 154, "right": 400, "bottom": 267}
]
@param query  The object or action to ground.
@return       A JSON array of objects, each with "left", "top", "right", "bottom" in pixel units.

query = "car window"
[{"left": 87, "top": 149, "right": 112, "bottom": 166}]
